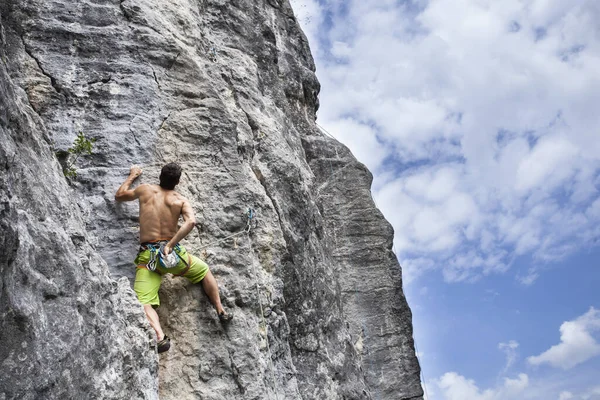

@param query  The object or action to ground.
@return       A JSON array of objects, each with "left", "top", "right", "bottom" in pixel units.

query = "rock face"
[
  {"left": 0, "top": 0, "right": 422, "bottom": 399},
  {"left": 0, "top": 9, "right": 157, "bottom": 400}
]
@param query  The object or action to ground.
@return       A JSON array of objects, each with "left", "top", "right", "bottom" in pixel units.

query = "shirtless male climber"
[{"left": 115, "top": 162, "right": 232, "bottom": 353}]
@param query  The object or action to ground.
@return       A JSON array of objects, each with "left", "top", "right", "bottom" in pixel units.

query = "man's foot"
[
  {"left": 219, "top": 311, "right": 233, "bottom": 323},
  {"left": 157, "top": 336, "right": 171, "bottom": 353}
]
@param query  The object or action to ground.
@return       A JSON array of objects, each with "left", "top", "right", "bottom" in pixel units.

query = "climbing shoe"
[
  {"left": 219, "top": 311, "right": 233, "bottom": 323},
  {"left": 157, "top": 336, "right": 171, "bottom": 353}
]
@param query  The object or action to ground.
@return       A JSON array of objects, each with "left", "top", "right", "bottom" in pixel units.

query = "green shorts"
[{"left": 133, "top": 244, "right": 209, "bottom": 306}]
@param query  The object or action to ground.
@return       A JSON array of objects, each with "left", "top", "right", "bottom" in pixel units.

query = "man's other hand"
[{"left": 130, "top": 165, "right": 142, "bottom": 178}]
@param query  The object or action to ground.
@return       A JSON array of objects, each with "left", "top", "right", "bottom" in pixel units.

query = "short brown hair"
[{"left": 159, "top": 163, "right": 182, "bottom": 190}]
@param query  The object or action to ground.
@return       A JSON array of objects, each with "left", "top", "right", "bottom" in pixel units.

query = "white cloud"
[
  {"left": 582, "top": 386, "right": 600, "bottom": 400},
  {"left": 559, "top": 391, "right": 574, "bottom": 400},
  {"left": 290, "top": 2, "right": 600, "bottom": 399},
  {"left": 504, "top": 374, "right": 530, "bottom": 392},
  {"left": 517, "top": 267, "right": 540, "bottom": 286},
  {"left": 399, "top": 257, "right": 436, "bottom": 285},
  {"left": 587, "top": 198, "right": 600, "bottom": 219},
  {"left": 514, "top": 135, "right": 579, "bottom": 194},
  {"left": 288, "top": 0, "right": 324, "bottom": 57},
  {"left": 499, "top": 340, "right": 519, "bottom": 373},
  {"left": 436, "top": 372, "right": 491, "bottom": 400},
  {"left": 291, "top": 0, "right": 600, "bottom": 284},
  {"left": 318, "top": 118, "right": 387, "bottom": 172},
  {"left": 433, "top": 372, "right": 529, "bottom": 400},
  {"left": 528, "top": 307, "right": 600, "bottom": 369},
  {"left": 430, "top": 367, "right": 600, "bottom": 400}
]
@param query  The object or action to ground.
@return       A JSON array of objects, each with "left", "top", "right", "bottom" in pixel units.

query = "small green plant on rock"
[{"left": 56, "top": 131, "right": 97, "bottom": 179}]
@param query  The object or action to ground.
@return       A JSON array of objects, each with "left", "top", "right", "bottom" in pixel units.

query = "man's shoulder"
[
  {"left": 136, "top": 183, "right": 161, "bottom": 196},
  {"left": 136, "top": 183, "right": 152, "bottom": 192},
  {"left": 170, "top": 190, "right": 189, "bottom": 202}
]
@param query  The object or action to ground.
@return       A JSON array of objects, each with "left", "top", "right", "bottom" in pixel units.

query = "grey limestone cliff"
[{"left": 0, "top": 0, "right": 422, "bottom": 399}]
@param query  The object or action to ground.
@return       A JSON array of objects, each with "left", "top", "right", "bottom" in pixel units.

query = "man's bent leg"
[
  {"left": 201, "top": 269, "right": 225, "bottom": 315},
  {"left": 183, "top": 254, "right": 229, "bottom": 318},
  {"left": 143, "top": 304, "right": 165, "bottom": 341}
]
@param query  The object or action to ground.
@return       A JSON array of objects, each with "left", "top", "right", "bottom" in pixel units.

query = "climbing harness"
[{"left": 138, "top": 241, "right": 189, "bottom": 273}]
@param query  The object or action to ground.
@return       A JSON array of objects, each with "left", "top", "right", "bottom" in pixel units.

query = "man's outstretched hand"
[
  {"left": 115, "top": 165, "right": 143, "bottom": 202},
  {"left": 130, "top": 165, "right": 142, "bottom": 178}
]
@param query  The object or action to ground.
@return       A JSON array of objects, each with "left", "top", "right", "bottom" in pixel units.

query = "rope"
[
  {"left": 315, "top": 122, "right": 337, "bottom": 140},
  {"left": 196, "top": 229, "right": 249, "bottom": 251},
  {"left": 241, "top": 209, "right": 280, "bottom": 400},
  {"left": 195, "top": 209, "right": 254, "bottom": 251},
  {"left": 313, "top": 123, "right": 338, "bottom": 183}
]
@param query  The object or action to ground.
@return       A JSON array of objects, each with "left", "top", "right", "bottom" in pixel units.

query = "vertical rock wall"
[
  {"left": 0, "top": 0, "right": 422, "bottom": 399},
  {"left": 0, "top": 6, "right": 157, "bottom": 398}
]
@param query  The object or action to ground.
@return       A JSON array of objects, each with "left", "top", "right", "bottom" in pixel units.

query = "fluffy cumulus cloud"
[
  {"left": 432, "top": 372, "right": 529, "bottom": 400},
  {"left": 528, "top": 307, "right": 600, "bottom": 370},
  {"left": 290, "top": 0, "right": 600, "bottom": 283},
  {"left": 428, "top": 371, "right": 600, "bottom": 400}
]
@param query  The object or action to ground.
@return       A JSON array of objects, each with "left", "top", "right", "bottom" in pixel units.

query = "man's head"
[{"left": 159, "top": 162, "right": 182, "bottom": 190}]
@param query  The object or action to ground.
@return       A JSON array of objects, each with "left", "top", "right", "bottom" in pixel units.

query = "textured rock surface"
[
  {"left": 0, "top": 0, "right": 422, "bottom": 399},
  {"left": 0, "top": 9, "right": 157, "bottom": 399}
]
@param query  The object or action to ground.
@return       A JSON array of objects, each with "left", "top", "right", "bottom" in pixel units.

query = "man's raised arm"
[{"left": 115, "top": 165, "right": 143, "bottom": 202}]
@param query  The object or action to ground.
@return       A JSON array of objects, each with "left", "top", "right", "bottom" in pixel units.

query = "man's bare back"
[
  {"left": 137, "top": 184, "right": 190, "bottom": 242},
  {"left": 115, "top": 165, "right": 196, "bottom": 255}
]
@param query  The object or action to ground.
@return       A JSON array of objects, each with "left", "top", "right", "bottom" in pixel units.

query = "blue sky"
[{"left": 289, "top": 1, "right": 600, "bottom": 399}]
